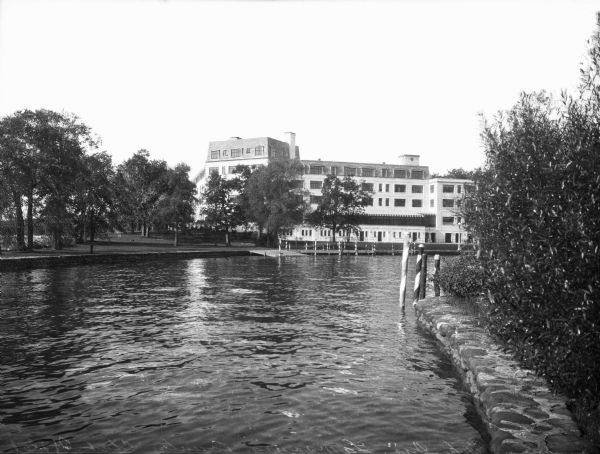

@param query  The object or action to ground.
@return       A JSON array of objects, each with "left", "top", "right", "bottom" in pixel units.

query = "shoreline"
[
  {"left": 415, "top": 297, "right": 591, "bottom": 454},
  {"left": 0, "top": 248, "right": 253, "bottom": 272}
]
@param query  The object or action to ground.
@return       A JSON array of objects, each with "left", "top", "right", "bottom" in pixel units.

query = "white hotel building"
[{"left": 202, "top": 134, "right": 472, "bottom": 244}]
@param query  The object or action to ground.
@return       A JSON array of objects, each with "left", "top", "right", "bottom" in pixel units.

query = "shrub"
[
  {"left": 432, "top": 253, "right": 485, "bottom": 298},
  {"left": 462, "top": 90, "right": 600, "bottom": 413}
]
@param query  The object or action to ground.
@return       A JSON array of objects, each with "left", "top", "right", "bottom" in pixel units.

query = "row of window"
[
  {"left": 289, "top": 230, "right": 463, "bottom": 244},
  {"left": 309, "top": 181, "right": 426, "bottom": 194},
  {"left": 307, "top": 166, "right": 425, "bottom": 179},
  {"left": 210, "top": 147, "right": 265, "bottom": 160}
]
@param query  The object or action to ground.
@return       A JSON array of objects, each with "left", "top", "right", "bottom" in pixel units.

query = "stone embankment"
[
  {"left": 415, "top": 297, "right": 591, "bottom": 454},
  {"left": 0, "top": 249, "right": 251, "bottom": 272}
]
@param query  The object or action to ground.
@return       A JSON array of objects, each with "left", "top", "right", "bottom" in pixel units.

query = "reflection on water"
[{"left": 0, "top": 256, "right": 487, "bottom": 453}]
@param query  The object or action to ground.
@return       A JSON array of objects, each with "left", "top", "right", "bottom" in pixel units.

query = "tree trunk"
[
  {"left": 89, "top": 214, "right": 95, "bottom": 254},
  {"left": 173, "top": 226, "right": 179, "bottom": 247},
  {"left": 53, "top": 227, "right": 63, "bottom": 250},
  {"left": 11, "top": 190, "right": 25, "bottom": 251},
  {"left": 225, "top": 230, "right": 230, "bottom": 247},
  {"left": 26, "top": 188, "right": 34, "bottom": 251},
  {"left": 332, "top": 222, "right": 337, "bottom": 243}
]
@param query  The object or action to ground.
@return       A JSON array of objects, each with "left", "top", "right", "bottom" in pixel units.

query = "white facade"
[{"left": 201, "top": 135, "right": 472, "bottom": 244}]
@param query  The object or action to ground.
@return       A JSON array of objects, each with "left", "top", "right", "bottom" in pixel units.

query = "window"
[
  {"left": 411, "top": 170, "right": 424, "bottom": 179},
  {"left": 310, "top": 180, "right": 323, "bottom": 190},
  {"left": 442, "top": 216, "right": 454, "bottom": 225},
  {"left": 443, "top": 184, "right": 454, "bottom": 193},
  {"left": 457, "top": 216, "right": 462, "bottom": 224},
  {"left": 445, "top": 233, "right": 452, "bottom": 243},
  {"left": 430, "top": 199, "right": 434, "bottom": 207},
  {"left": 385, "top": 198, "right": 389, "bottom": 207},
  {"left": 344, "top": 167, "right": 357, "bottom": 176},
  {"left": 378, "top": 184, "right": 383, "bottom": 192},
  {"left": 330, "top": 166, "right": 339, "bottom": 175},
  {"left": 231, "top": 148, "right": 242, "bottom": 158},
  {"left": 210, "top": 150, "right": 220, "bottom": 160},
  {"left": 430, "top": 185, "right": 435, "bottom": 193},
  {"left": 457, "top": 185, "right": 462, "bottom": 193},
  {"left": 381, "top": 168, "right": 392, "bottom": 177},
  {"left": 222, "top": 150, "right": 229, "bottom": 157},
  {"left": 412, "top": 199, "right": 423, "bottom": 208},
  {"left": 362, "top": 183, "right": 374, "bottom": 192},
  {"left": 378, "top": 198, "right": 383, "bottom": 206},
  {"left": 255, "top": 146, "right": 265, "bottom": 156},
  {"left": 365, "top": 197, "right": 373, "bottom": 206},
  {"left": 229, "top": 166, "right": 239, "bottom": 174},
  {"left": 411, "top": 185, "right": 423, "bottom": 193},
  {"left": 394, "top": 184, "right": 406, "bottom": 193},
  {"left": 209, "top": 167, "right": 219, "bottom": 175},
  {"left": 310, "top": 195, "right": 323, "bottom": 204},
  {"left": 309, "top": 166, "right": 324, "bottom": 175},
  {"left": 465, "top": 184, "right": 475, "bottom": 193},
  {"left": 245, "top": 148, "right": 252, "bottom": 155},
  {"left": 362, "top": 167, "right": 375, "bottom": 177},
  {"left": 385, "top": 184, "right": 389, "bottom": 192},
  {"left": 442, "top": 199, "right": 454, "bottom": 208},
  {"left": 394, "top": 169, "right": 406, "bottom": 178},
  {"left": 394, "top": 199, "right": 406, "bottom": 207}
]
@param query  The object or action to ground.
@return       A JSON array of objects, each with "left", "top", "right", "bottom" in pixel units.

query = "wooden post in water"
[
  {"left": 391, "top": 243, "right": 394, "bottom": 256},
  {"left": 434, "top": 254, "right": 441, "bottom": 296},
  {"left": 399, "top": 238, "right": 409, "bottom": 308},
  {"left": 314, "top": 240, "right": 317, "bottom": 256},
  {"left": 413, "top": 244, "right": 424, "bottom": 305},
  {"left": 420, "top": 251, "right": 428, "bottom": 299}
]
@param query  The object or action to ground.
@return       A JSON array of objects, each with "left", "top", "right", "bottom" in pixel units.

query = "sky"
[{"left": 1, "top": 0, "right": 599, "bottom": 179}]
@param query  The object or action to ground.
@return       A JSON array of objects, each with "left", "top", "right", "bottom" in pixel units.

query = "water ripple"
[{"left": 0, "top": 256, "right": 487, "bottom": 453}]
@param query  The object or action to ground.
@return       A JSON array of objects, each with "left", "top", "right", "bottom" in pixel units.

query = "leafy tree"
[
  {"left": 157, "top": 163, "right": 197, "bottom": 246},
  {"left": 72, "top": 152, "right": 115, "bottom": 253},
  {"left": 0, "top": 109, "right": 97, "bottom": 250},
  {"left": 35, "top": 111, "right": 97, "bottom": 249},
  {"left": 0, "top": 114, "right": 28, "bottom": 250},
  {"left": 240, "top": 159, "right": 306, "bottom": 247},
  {"left": 431, "top": 168, "right": 477, "bottom": 179},
  {"left": 115, "top": 150, "right": 168, "bottom": 237},
  {"left": 463, "top": 90, "right": 600, "bottom": 408},
  {"left": 307, "top": 175, "right": 371, "bottom": 242},
  {"left": 200, "top": 171, "right": 242, "bottom": 246}
]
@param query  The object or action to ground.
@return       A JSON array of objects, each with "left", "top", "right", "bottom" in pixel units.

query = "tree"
[
  {"left": 0, "top": 114, "right": 28, "bottom": 250},
  {"left": 200, "top": 171, "right": 242, "bottom": 246},
  {"left": 0, "top": 109, "right": 98, "bottom": 250},
  {"left": 157, "top": 163, "right": 197, "bottom": 246},
  {"left": 307, "top": 175, "right": 371, "bottom": 243},
  {"left": 462, "top": 90, "right": 600, "bottom": 406},
  {"left": 430, "top": 168, "right": 477, "bottom": 179},
  {"left": 115, "top": 150, "right": 168, "bottom": 237},
  {"left": 72, "top": 152, "right": 115, "bottom": 253},
  {"left": 240, "top": 158, "right": 306, "bottom": 247}
]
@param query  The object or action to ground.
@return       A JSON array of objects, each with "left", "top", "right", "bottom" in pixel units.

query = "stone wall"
[
  {"left": 414, "top": 297, "right": 591, "bottom": 454},
  {"left": 0, "top": 250, "right": 251, "bottom": 272}
]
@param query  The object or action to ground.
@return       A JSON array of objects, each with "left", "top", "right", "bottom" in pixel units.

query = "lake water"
[{"left": 0, "top": 256, "right": 487, "bottom": 453}]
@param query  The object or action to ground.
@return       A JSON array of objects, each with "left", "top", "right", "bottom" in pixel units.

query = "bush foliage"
[
  {"left": 432, "top": 254, "right": 485, "bottom": 298},
  {"left": 461, "top": 74, "right": 600, "bottom": 410}
]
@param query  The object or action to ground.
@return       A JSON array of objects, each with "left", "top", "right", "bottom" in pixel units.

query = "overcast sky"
[{"left": 1, "top": 0, "right": 598, "bottom": 178}]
